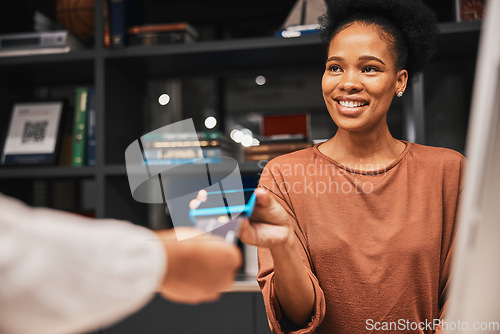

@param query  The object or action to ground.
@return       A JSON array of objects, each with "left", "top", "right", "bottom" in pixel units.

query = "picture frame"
[
  {"left": 456, "top": 0, "right": 486, "bottom": 22},
  {"left": 1, "top": 101, "right": 64, "bottom": 165}
]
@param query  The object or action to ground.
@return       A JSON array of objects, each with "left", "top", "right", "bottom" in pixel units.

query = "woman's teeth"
[{"left": 338, "top": 100, "right": 366, "bottom": 108}]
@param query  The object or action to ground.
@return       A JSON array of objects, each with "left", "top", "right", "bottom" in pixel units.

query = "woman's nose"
[{"left": 339, "top": 70, "right": 362, "bottom": 93}]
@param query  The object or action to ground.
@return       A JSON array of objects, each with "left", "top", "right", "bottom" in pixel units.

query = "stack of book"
[
  {"left": 141, "top": 131, "right": 237, "bottom": 165},
  {"left": 244, "top": 112, "right": 312, "bottom": 161},
  {"left": 104, "top": 0, "right": 199, "bottom": 47},
  {"left": 128, "top": 22, "right": 199, "bottom": 46}
]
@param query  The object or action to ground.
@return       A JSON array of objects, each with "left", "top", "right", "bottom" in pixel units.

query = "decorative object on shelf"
[
  {"left": 277, "top": 0, "right": 326, "bottom": 38},
  {"left": 456, "top": 0, "right": 486, "bottom": 21},
  {"left": 128, "top": 22, "right": 199, "bottom": 46},
  {"left": 277, "top": 24, "right": 322, "bottom": 38},
  {"left": 0, "top": 30, "right": 83, "bottom": 57},
  {"left": 1, "top": 101, "right": 64, "bottom": 165},
  {"left": 56, "top": 0, "right": 95, "bottom": 46}
]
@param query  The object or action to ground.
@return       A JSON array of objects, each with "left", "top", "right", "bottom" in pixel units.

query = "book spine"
[
  {"left": 72, "top": 87, "right": 88, "bottom": 166},
  {"left": 109, "top": 0, "right": 142, "bottom": 47},
  {"left": 103, "top": 0, "right": 111, "bottom": 47},
  {"left": 86, "top": 88, "right": 96, "bottom": 166},
  {"left": 110, "top": 0, "right": 126, "bottom": 47}
]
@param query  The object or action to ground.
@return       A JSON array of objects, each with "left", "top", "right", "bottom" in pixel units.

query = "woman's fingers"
[{"left": 254, "top": 187, "right": 273, "bottom": 208}]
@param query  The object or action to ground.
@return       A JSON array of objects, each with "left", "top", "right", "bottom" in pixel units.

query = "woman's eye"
[
  {"left": 328, "top": 65, "right": 342, "bottom": 72},
  {"left": 363, "top": 66, "right": 378, "bottom": 73}
]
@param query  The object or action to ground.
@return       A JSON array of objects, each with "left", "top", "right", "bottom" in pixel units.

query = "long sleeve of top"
[
  {"left": 0, "top": 193, "right": 166, "bottom": 334},
  {"left": 257, "top": 141, "right": 465, "bottom": 333}
]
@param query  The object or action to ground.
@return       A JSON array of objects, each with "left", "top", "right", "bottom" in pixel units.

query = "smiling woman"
[
  {"left": 316, "top": 0, "right": 439, "bottom": 168},
  {"left": 236, "top": 0, "right": 467, "bottom": 333},
  {"left": 321, "top": 23, "right": 408, "bottom": 141}
]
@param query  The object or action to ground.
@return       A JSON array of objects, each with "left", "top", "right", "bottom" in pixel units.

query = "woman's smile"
[{"left": 335, "top": 97, "right": 369, "bottom": 117}]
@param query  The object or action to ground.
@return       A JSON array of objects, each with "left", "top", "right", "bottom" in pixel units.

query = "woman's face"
[{"left": 322, "top": 22, "right": 408, "bottom": 134}]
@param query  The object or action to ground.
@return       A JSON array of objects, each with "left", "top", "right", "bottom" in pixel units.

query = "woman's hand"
[
  {"left": 239, "top": 188, "right": 316, "bottom": 327},
  {"left": 238, "top": 188, "right": 295, "bottom": 250}
]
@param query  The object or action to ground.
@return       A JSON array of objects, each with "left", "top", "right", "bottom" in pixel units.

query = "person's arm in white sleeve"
[
  {"left": 0, "top": 193, "right": 241, "bottom": 334},
  {"left": 0, "top": 193, "right": 166, "bottom": 334}
]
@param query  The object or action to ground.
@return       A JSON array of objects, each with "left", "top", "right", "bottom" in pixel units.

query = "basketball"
[{"left": 56, "top": 0, "right": 94, "bottom": 46}]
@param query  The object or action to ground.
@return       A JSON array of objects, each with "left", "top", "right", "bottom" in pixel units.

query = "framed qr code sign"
[{"left": 1, "top": 101, "right": 64, "bottom": 165}]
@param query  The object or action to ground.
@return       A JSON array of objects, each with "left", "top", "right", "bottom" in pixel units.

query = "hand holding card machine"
[{"left": 189, "top": 188, "right": 256, "bottom": 242}]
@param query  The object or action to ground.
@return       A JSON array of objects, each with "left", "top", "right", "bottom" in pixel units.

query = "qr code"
[{"left": 22, "top": 121, "right": 49, "bottom": 144}]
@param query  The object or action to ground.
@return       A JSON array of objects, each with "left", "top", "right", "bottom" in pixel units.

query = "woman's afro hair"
[{"left": 319, "top": 0, "right": 439, "bottom": 81}]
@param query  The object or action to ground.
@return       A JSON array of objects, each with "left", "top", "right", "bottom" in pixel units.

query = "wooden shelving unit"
[{"left": 0, "top": 1, "right": 481, "bottom": 332}]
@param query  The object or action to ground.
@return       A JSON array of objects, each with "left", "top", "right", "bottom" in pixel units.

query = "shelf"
[
  {"left": 105, "top": 34, "right": 324, "bottom": 58},
  {"left": 0, "top": 50, "right": 95, "bottom": 86},
  {"left": 0, "top": 49, "right": 96, "bottom": 65},
  {"left": 439, "top": 20, "right": 482, "bottom": 34},
  {"left": 0, "top": 166, "right": 97, "bottom": 179},
  {"left": 0, "top": 163, "right": 256, "bottom": 179},
  {"left": 104, "top": 164, "right": 128, "bottom": 176},
  {"left": 103, "top": 161, "right": 265, "bottom": 177},
  {"left": 3, "top": 162, "right": 255, "bottom": 179},
  {"left": 104, "top": 34, "right": 327, "bottom": 77},
  {"left": 0, "top": 62, "right": 95, "bottom": 89},
  {"left": 99, "top": 22, "right": 481, "bottom": 77},
  {"left": 0, "top": 21, "right": 480, "bottom": 80},
  {"left": 0, "top": 21, "right": 480, "bottom": 67},
  {"left": 103, "top": 20, "right": 480, "bottom": 60}
]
